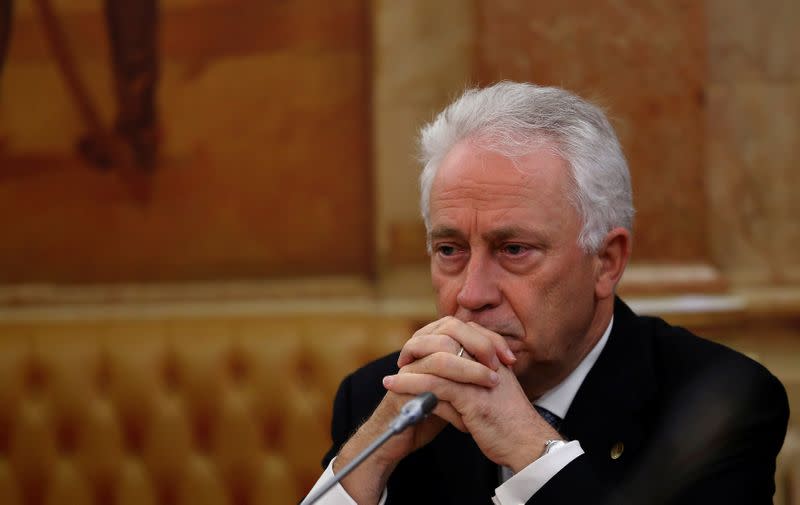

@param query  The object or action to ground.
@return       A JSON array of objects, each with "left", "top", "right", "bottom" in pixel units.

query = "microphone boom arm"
[{"left": 301, "top": 392, "right": 438, "bottom": 505}]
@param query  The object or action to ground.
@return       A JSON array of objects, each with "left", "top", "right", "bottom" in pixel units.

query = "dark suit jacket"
[{"left": 322, "top": 299, "right": 789, "bottom": 504}]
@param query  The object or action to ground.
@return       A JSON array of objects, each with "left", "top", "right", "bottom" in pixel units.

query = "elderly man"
[{"left": 305, "top": 82, "right": 789, "bottom": 504}]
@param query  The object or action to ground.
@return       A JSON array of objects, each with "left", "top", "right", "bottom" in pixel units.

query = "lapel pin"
[{"left": 610, "top": 441, "right": 624, "bottom": 460}]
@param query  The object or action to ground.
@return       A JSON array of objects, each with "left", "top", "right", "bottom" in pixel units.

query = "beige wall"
[
  {"left": 372, "top": 0, "right": 800, "bottom": 296},
  {"left": 1, "top": 0, "right": 372, "bottom": 282},
  {"left": 1, "top": 0, "right": 797, "bottom": 290},
  {"left": 372, "top": 0, "right": 475, "bottom": 270},
  {"left": 706, "top": 0, "right": 800, "bottom": 286}
]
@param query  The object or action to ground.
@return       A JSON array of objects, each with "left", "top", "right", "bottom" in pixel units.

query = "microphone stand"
[{"left": 301, "top": 392, "right": 438, "bottom": 505}]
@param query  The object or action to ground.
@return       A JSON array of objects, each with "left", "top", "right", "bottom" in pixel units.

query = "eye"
[
  {"left": 436, "top": 244, "right": 458, "bottom": 257},
  {"left": 500, "top": 243, "right": 529, "bottom": 256}
]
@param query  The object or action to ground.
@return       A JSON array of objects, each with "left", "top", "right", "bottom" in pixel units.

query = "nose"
[{"left": 456, "top": 251, "right": 502, "bottom": 312}]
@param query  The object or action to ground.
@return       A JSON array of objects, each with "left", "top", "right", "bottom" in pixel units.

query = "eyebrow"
[
  {"left": 483, "top": 226, "right": 533, "bottom": 243},
  {"left": 428, "top": 225, "right": 546, "bottom": 244},
  {"left": 428, "top": 226, "right": 466, "bottom": 242}
]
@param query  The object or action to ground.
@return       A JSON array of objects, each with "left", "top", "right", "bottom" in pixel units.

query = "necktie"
[{"left": 535, "top": 405, "right": 562, "bottom": 432}]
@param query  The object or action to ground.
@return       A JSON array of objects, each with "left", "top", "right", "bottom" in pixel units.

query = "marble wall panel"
[
  {"left": 707, "top": 0, "right": 800, "bottom": 84},
  {"left": 706, "top": 84, "right": 800, "bottom": 284},
  {"left": 475, "top": 0, "right": 709, "bottom": 263},
  {"left": 706, "top": 0, "right": 800, "bottom": 285},
  {"left": 373, "top": 0, "right": 474, "bottom": 268}
]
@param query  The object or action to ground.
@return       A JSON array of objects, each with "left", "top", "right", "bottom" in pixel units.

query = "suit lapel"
[{"left": 560, "top": 298, "right": 657, "bottom": 479}]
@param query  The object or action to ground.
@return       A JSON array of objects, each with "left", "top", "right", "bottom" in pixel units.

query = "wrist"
[
  {"left": 335, "top": 430, "right": 398, "bottom": 477},
  {"left": 333, "top": 423, "right": 400, "bottom": 502},
  {"left": 506, "top": 436, "right": 568, "bottom": 472},
  {"left": 505, "top": 417, "right": 565, "bottom": 472},
  {"left": 542, "top": 439, "right": 568, "bottom": 456},
  {"left": 335, "top": 450, "right": 393, "bottom": 505}
]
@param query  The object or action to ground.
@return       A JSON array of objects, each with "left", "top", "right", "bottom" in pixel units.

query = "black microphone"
[
  {"left": 388, "top": 391, "right": 439, "bottom": 433},
  {"left": 301, "top": 392, "right": 438, "bottom": 505}
]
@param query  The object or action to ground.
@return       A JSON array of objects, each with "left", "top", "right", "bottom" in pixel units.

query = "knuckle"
[
  {"left": 432, "top": 333, "right": 452, "bottom": 350},
  {"left": 443, "top": 332, "right": 459, "bottom": 346},
  {"left": 413, "top": 322, "right": 434, "bottom": 338},
  {"left": 430, "top": 351, "right": 450, "bottom": 369},
  {"left": 482, "top": 368, "right": 496, "bottom": 385},
  {"left": 407, "top": 335, "right": 429, "bottom": 355},
  {"left": 473, "top": 342, "right": 494, "bottom": 362},
  {"left": 440, "top": 316, "right": 461, "bottom": 333},
  {"left": 405, "top": 334, "right": 423, "bottom": 348},
  {"left": 473, "top": 401, "right": 493, "bottom": 422},
  {"left": 421, "top": 374, "right": 440, "bottom": 392}
]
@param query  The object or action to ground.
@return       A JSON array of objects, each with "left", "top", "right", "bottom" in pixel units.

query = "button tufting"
[
  {"left": 24, "top": 356, "right": 47, "bottom": 395},
  {"left": 161, "top": 351, "right": 181, "bottom": 392},
  {"left": 261, "top": 416, "right": 285, "bottom": 451},
  {"left": 228, "top": 349, "right": 248, "bottom": 386}
]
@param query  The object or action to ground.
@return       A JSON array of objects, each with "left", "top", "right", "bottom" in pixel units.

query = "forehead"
[{"left": 429, "top": 141, "right": 577, "bottom": 232}]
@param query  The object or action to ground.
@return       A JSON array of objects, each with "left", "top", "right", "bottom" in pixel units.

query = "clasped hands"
[{"left": 382, "top": 316, "right": 561, "bottom": 473}]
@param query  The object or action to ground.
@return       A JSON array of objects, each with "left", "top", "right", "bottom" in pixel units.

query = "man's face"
[{"left": 428, "top": 140, "right": 604, "bottom": 397}]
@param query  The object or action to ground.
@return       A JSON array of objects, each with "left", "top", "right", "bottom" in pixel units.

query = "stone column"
[
  {"left": 706, "top": 0, "right": 800, "bottom": 285},
  {"left": 372, "top": 0, "right": 474, "bottom": 282}
]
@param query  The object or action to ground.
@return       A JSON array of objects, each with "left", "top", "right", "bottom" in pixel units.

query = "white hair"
[{"left": 419, "top": 81, "right": 633, "bottom": 254}]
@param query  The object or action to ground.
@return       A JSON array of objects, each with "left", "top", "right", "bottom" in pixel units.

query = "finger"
[
  {"left": 432, "top": 402, "right": 467, "bottom": 432},
  {"left": 386, "top": 388, "right": 466, "bottom": 432},
  {"left": 400, "top": 351, "right": 499, "bottom": 388},
  {"left": 457, "top": 346, "right": 475, "bottom": 361},
  {"left": 435, "top": 318, "right": 501, "bottom": 370},
  {"left": 382, "top": 372, "right": 464, "bottom": 410},
  {"left": 405, "top": 317, "right": 513, "bottom": 370},
  {"left": 467, "top": 322, "right": 517, "bottom": 365},
  {"left": 410, "top": 317, "right": 449, "bottom": 339},
  {"left": 398, "top": 333, "right": 460, "bottom": 368}
]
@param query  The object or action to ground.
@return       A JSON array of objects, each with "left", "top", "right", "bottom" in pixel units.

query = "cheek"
[
  {"left": 563, "top": 258, "right": 598, "bottom": 308},
  {"left": 533, "top": 260, "right": 597, "bottom": 349},
  {"left": 514, "top": 269, "right": 582, "bottom": 354},
  {"left": 431, "top": 271, "right": 460, "bottom": 315},
  {"left": 544, "top": 251, "right": 596, "bottom": 304}
]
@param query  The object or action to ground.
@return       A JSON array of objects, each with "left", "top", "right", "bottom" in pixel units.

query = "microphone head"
[
  {"left": 417, "top": 392, "right": 438, "bottom": 415},
  {"left": 390, "top": 392, "right": 439, "bottom": 433}
]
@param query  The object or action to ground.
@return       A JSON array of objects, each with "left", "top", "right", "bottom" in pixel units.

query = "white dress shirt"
[{"left": 304, "top": 318, "right": 613, "bottom": 505}]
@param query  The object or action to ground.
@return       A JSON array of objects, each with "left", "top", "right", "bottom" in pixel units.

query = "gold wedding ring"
[{"left": 457, "top": 346, "right": 465, "bottom": 358}]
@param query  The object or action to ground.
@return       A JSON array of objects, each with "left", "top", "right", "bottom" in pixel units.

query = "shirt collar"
[{"left": 534, "top": 316, "right": 613, "bottom": 419}]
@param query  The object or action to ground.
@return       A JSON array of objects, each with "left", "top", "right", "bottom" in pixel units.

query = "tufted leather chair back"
[
  {"left": 0, "top": 316, "right": 413, "bottom": 505},
  {"left": 2, "top": 314, "right": 798, "bottom": 505}
]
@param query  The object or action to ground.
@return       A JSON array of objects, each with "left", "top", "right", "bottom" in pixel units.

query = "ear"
[{"left": 594, "top": 227, "right": 632, "bottom": 300}]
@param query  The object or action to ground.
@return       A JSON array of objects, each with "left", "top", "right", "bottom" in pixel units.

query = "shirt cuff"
[
  {"left": 492, "top": 440, "right": 584, "bottom": 505},
  {"left": 303, "top": 457, "right": 388, "bottom": 505}
]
